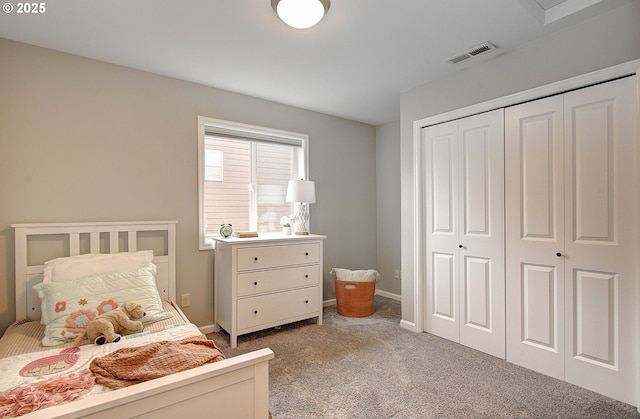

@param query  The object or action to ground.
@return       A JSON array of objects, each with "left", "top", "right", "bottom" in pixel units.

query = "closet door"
[
  {"left": 424, "top": 119, "right": 460, "bottom": 343},
  {"left": 457, "top": 111, "right": 505, "bottom": 358},
  {"left": 563, "top": 76, "right": 638, "bottom": 405},
  {"left": 505, "top": 95, "right": 565, "bottom": 379},
  {"left": 424, "top": 109, "right": 505, "bottom": 358},
  {"left": 506, "top": 76, "right": 638, "bottom": 404}
]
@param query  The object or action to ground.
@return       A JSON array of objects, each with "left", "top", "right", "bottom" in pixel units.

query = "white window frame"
[{"left": 197, "top": 116, "right": 309, "bottom": 250}]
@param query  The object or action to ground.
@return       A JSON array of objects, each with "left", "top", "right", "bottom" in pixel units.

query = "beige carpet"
[{"left": 208, "top": 297, "right": 639, "bottom": 419}]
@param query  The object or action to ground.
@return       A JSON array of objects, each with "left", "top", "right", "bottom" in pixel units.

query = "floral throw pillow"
[{"left": 33, "top": 264, "right": 171, "bottom": 346}]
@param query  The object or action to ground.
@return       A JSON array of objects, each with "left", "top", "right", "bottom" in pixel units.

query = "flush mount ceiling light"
[{"left": 271, "top": 0, "right": 330, "bottom": 29}]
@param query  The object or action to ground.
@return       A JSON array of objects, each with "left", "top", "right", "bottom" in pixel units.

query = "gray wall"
[
  {"left": 0, "top": 38, "right": 377, "bottom": 334},
  {"left": 399, "top": 1, "right": 640, "bottom": 325},
  {"left": 376, "top": 121, "right": 401, "bottom": 296}
]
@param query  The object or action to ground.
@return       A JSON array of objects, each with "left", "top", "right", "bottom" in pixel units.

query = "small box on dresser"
[{"left": 213, "top": 234, "right": 326, "bottom": 347}]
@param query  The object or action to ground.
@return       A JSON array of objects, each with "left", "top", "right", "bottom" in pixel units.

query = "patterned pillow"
[{"left": 33, "top": 264, "right": 171, "bottom": 346}]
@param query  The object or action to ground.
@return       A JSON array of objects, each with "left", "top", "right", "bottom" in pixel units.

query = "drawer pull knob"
[
  {"left": 254, "top": 281, "right": 258, "bottom": 286},
  {"left": 254, "top": 310, "right": 258, "bottom": 315},
  {"left": 305, "top": 274, "right": 309, "bottom": 278},
  {"left": 305, "top": 252, "right": 309, "bottom": 256},
  {"left": 254, "top": 257, "right": 258, "bottom": 261},
  {"left": 305, "top": 300, "right": 309, "bottom": 304}
]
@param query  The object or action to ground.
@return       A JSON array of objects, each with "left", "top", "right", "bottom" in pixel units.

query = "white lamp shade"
[{"left": 286, "top": 180, "right": 316, "bottom": 203}]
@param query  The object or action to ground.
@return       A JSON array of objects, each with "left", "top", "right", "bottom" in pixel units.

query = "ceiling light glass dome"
[{"left": 271, "top": 0, "right": 330, "bottom": 29}]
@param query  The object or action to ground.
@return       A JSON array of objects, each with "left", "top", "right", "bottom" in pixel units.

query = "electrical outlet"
[{"left": 181, "top": 293, "right": 191, "bottom": 308}]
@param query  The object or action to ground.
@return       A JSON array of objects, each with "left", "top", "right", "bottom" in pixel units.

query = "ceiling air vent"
[{"left": 447, "top": 42, "right": 498, "bottom": 64}]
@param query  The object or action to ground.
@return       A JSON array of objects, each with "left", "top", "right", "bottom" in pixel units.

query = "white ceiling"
[{"left": 0, "top": 0, "right": 632, "bottom": 125}]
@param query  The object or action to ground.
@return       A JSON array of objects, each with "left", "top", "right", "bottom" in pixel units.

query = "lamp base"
[{"left": 292, "top": 203, "right": 310, "bottom": 235}]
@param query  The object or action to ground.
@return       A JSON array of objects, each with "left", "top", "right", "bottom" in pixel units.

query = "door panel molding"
[
  {"left": 573, "top": 269, "right": 617, "bottom": 369},
  {"left": 522, "top": 263, "right": 558, "bottom": 351}
]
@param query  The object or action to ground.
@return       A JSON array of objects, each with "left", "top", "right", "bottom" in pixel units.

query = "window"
[
  {"left": 204, "top": 149, "right": 223, "bottom": 181},
  {"left": 197, "top": 116, "right": 308, "bottom": 249}
]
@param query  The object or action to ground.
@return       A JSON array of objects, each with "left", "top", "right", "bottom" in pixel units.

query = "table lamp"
[{"left": 285, "top": 179, "right": 316, "bottom": 235}]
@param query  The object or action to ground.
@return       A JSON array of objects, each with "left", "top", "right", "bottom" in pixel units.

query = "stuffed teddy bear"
[{"left": 73, "top": 302, "right": 146, "bottom": 347}]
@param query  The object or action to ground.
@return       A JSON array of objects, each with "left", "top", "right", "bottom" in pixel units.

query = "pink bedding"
[
  {"left": 0, "top": 370, "right": 95, "bottom": 418},
  {"left": 0, "top": 321, "right": 216, "bottom": 418}
]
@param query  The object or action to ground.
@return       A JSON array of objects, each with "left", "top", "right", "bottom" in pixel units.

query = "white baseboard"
[
  {"left": 375, "top": 289, "right": 401, "bottom": 301},
  {"left": 400, "top": 319, "right": 417, "bottom": 332},
  {"left": 199, "top": 324, "right": 217, "bottom": 335},
  {"left": 323, "top": 298, "right": 337, "bottom": 307}
]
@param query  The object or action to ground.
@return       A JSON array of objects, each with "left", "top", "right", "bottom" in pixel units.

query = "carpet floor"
[{"left": 207, "top": 296, "right": 639, "bottom": 419}]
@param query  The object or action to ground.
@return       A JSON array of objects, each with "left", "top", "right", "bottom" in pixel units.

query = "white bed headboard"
[{"left": 12, "top": 221, "right": 178, "bottom": 321}]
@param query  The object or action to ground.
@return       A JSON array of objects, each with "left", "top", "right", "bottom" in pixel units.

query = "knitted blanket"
[{"left": 89, "top": 336, "right": 225, "bottom": 389}]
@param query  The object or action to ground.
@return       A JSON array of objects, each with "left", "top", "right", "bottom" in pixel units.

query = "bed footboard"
[{"left": 20, "top": 348, "right": 274, "bottom": 419}]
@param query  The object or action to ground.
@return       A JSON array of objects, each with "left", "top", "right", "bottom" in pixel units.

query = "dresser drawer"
[
  {"left": 237, "top": 287, "right": 319, "bottom": 330},
  {"left": 236, "top": 243, "right": 320, "bottom": 272},
  {"left": 237, "top": 265, "right": 319, "bottom": 297}
]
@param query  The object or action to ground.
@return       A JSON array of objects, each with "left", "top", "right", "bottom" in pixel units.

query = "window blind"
[{"left": 204, "top": 125, "right": 303, "bottom": 147}]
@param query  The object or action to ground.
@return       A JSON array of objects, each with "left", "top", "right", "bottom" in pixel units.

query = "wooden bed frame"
[{"left": 10, "top": 221, "right": 274, "bottom": 419}]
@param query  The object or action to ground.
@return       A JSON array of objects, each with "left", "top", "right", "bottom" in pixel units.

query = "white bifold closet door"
[
  {"left": 505, "top": 76, "right": 638, "bottom": 405},
  {"left": 423, "top": 109, "right": 505, "bottom": 359},
  {"left": 505, "top": 94, "right": 566, "bottom": 379}
]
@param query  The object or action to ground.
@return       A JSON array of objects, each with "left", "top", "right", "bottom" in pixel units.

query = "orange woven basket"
[{"left": 335, "top": 279, "right": 376, "bottom": 317}]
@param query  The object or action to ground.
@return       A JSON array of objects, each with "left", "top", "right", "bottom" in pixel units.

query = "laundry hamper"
[{"left": 331, "top": 268, "right": 379, "bottom": 317}]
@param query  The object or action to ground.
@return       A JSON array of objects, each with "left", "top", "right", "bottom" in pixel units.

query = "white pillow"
[
  {"left": 43, "top": 250, "right": 154, "bottom": 283},
  {"left": 33, "top": 264, "right": 171, "bottom": 346}
]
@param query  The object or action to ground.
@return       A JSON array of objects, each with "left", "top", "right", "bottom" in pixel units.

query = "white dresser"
[{"left": 213, "top": 234, "right": 325, "bottom": 347}]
